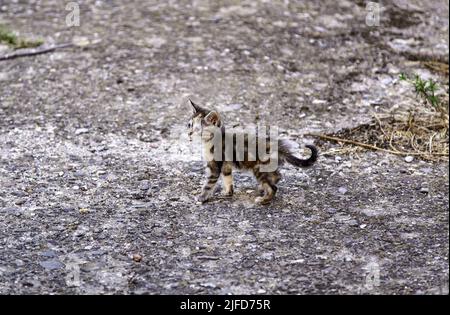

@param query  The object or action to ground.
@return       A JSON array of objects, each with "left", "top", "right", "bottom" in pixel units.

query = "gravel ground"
[{"left": 0, "top": 0, "right": 448, "bottom": 294}]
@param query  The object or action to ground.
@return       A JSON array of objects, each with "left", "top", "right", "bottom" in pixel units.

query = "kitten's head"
[{"left": 187, "top": 99, "right": 222, "bottom": 140}]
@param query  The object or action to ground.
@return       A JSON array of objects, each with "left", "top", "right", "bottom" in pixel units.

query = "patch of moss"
[{"left": 0, "top": 25, "right": 43, "bottom": 49}]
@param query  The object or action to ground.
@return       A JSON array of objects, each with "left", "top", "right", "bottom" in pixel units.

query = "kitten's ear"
[
  {"left": 205, "top": 111, "right": 220, "bottom": 126},
  {"left": 189, "top": 99, "right": 201, "bottom": 113}
]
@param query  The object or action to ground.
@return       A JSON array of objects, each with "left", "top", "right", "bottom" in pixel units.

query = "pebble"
[
  {"left": 73, "top": 170, "right": 84, "bottom": 177},
  {"left": 79, "top": 208, "right": 89, "bottom": 214},
  {"left": 39, "top": 260, "right": 65, "bottom": 270},
  {"left": 72, "top": 36, "right": 90, "bottom": 47},
  {"left": 257, "top": 289, "right": 267, "bottom": 294},
  {"left": 14, "top": 259, "right": 25, "bottom": 267},
  {"left": 11, "top": 191, "right": 27, "bottom": 197},
  {"left": 39, "top": 250, "right": 57, "bottom": 258},
  {"left": 420, "top": 187, "right": 429, "bottom": 194},
  {"left": 15, "top": 199, "right": 26, "bottom": 206},
  {"left": 404, "top": 156, "right": 414, "bottom": 163},
  {"left": 132, "top": 254, "right": 142, "bottom": 262},
  {"left": 75, "top": 128, "right": 90, "bottom": 135},
  {"left": 338, "top": 187, "right": 347, "bottom": 194}
]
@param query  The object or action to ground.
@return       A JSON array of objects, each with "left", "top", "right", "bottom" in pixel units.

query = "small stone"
[
  {"left": 404, "top": 156, "right": 414, "bottom": 163},
  {"left": 289, "top": 259, "right": 305, "bottom": 264},
  {"left": 79, "top": 208, "right": 89, "bottom": 214},
  {"left": 132, "top": 254, "right": 142, "bottom": 262},
  {"left": 257, "top": 289, "right": 267, "bottom": 294},
  {"left": 73, "top": 185, "right": 80, "bottom": 190},
  {"left": 139, "top": 181, "right": 150, "bottom": 190},
  {"left": 72, "top": 36, "right": 90, "bottom": 47},
  {"left": 73, "top": 170, "right": 84, "bottom": 177},
  {"left": 420, "top": 187, "right": 429, "bottom": 194},
  {"left": 40, "top": 260, "right": 64, "bottom": 270},
  {"left": 360, "top": 224, "right": 367, "bottom": 229},
  {"left": 11, "top": 191, "right": 27, "bottom": 197},
  {"left": 75, "top": 128, "right": 89, "bottom": 135},
  {"left": 338, "top": 187, "right": 347, "bottom": 194},
  {"left": 15, "top": 199, "right": 26, "bottom": 205},
  {"left": 40, "top": 250, "right": 57, "bottom": 258}
]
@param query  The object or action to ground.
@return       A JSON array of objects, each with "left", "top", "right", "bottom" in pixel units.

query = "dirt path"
[{"left": 0, "top": 0, "right": 448, "bottom": 294}]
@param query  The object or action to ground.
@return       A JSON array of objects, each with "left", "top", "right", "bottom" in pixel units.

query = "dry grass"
[
  {"left": 308, "top": 78, "right": 449, "bottom": 162},
  {"left": 422, "top": 61, "right": 449, "bottom": 76}
]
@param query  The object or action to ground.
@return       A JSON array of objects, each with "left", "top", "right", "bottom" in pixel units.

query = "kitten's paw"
[
  {"left": 255, "top": 196, "right": 271, "bottom": 205},
  {"left": 223, "top": 187, "right": 234, "bottom": 197},
  {"left": 196, "top": 194, "right": 209, "bottom": 204}
]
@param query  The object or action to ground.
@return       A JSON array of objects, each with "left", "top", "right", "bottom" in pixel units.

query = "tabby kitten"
[{"left": 187, "top": 99, "right": 317, "bottom": 204}]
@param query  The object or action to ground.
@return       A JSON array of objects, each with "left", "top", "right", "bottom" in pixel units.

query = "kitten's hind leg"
[
  {"left": 255, "top": 182, "right": 274, "bottom": 205},
  {"left": 197, "top": 162, "right": 221, "bottom": 203},
  {"left": 253, "top": 168, "right": 279, "bottom": 204},
  {"left": 222, "top": 162, "right": 234, "bottom": 197}
]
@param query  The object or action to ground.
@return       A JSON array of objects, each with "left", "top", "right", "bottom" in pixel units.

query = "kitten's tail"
[{"left": 280, "top": 141, "right": 318, "bottom": 168}]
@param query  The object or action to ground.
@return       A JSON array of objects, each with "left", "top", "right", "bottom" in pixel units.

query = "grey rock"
[
  {"left": 420, "top": 187, "right": 429, "bottom": 194},
  {"left": 75, "top": 128, "right": 90, "bottom": 135},
  {"left": 39, "top": 250, "right": 57, "bottom": 258},
  {"left": 39, "top": 260, "right": 65, "bottom": 270}
]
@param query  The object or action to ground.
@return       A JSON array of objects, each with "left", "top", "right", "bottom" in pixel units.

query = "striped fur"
[{"left": 188, "top": 100, "right": 317, "bottom": 204}]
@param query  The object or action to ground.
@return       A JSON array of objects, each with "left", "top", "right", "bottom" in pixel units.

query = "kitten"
[{"left": 187, "top": 99, "right": 318, "bottom": 205}]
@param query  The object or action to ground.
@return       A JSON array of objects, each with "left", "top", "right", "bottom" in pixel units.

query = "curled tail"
[{"left": 281, "top": 142, "right": 318, "bottom": 168}]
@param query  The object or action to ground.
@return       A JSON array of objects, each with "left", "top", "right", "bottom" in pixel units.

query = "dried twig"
[
  {"left": 306, "top": 133, "right": 448, "bottom": 157},
  {"left": 0, "top": 43, "right": 74, "bottom": 61}
]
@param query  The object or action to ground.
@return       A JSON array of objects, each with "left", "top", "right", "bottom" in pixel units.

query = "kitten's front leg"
[
  {"left": 222, "top": 162, "right": 233, "bottom": 197},
  {"left": 197, "top": 162, "right": 221, "bottom": 203}
]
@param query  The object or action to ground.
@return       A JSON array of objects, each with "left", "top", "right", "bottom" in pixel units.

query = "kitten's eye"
[{"left": 187, "top": 122, "right": 192, "bottom": 128}]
